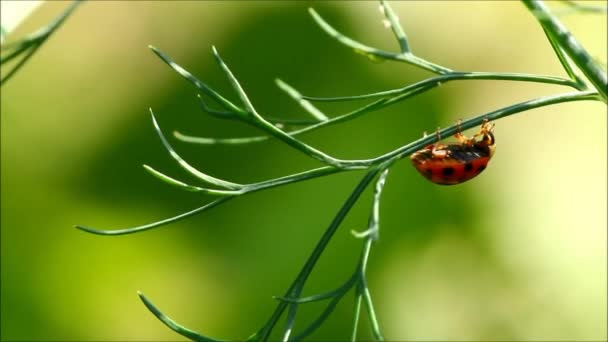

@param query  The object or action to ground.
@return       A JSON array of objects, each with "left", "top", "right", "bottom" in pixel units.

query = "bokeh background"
[{"left": 1, "top": 1, "right": 606, "bottom": 341}]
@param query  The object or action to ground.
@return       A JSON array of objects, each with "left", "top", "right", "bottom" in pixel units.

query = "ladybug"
[{"left": 410, "top": 119, "right": 495, "bottom": 185}]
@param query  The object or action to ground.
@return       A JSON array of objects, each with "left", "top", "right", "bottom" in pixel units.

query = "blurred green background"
[{"left": 1, "top": 1, "right": 606, "bottom": 341}]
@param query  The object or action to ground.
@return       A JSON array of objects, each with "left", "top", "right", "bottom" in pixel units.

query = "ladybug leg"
[
  {"left": 454, "top": 119, "right": 477, "bottom": 147},
  {"left": 472, "top": 120, "right": 495, "bottom": 141},
  {"left": 454, "top": 119, "right": 467, "bottom": 143},
  {"left": 431, "top": 127, "right": 449, "bottom": 159}
]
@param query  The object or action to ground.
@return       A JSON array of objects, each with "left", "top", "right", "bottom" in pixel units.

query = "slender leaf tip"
[
  {"left": 74, "top": 224, "right": 115, "bottom": 235},
  {"left": 148, "top": 45, "right": 175, "bottom": 68},
  {"left": 149, "top": 107, "right": 160, "bottom": 128},
  {"left": 138, "top": 291, "right": 222, "bottom": 342},
  {"left": 148, "top": 45, "right": 163, "bottom": 58}
]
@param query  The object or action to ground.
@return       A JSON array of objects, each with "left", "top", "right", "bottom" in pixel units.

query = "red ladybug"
[{"left": 410, "top": 120, "right": 495, "bottom": 185}]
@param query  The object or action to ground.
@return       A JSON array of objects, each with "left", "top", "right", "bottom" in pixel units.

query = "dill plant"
[{"left": 76, "top": 1, "right": 607, "bottom": 341}]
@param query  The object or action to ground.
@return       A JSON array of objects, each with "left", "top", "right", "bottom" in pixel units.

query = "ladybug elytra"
[{"left": 410, "top": 119, "right": 495, "bottom": 185}]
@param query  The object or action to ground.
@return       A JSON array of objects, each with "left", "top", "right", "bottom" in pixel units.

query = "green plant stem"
[
  {"left": 259, "top": 164, "right": 387, "bottom": 340},
  {"left": 308, "top": 8, "right": 451, "bottom": 74},
  {"left": 288, "top": 90, "right": 600, "bottom": 169},
  {"left": 541, "top": 27, "right": 584, "bottom": 86},
  {"left": 380, "top": 0, "right": 410, "bottom": 53},
  {"left": 303, "top": 71, "right": 583, "bottom": 102},
  {"left": 276, "top": 78, "right": 328, "bottom": 121},
  {"left": 561, "top": 0, "right": 608, "bottom": 13},
  {"left": 351, "top": 292, "right": 363, "bottom": 342},
  {"left": 373, "top": 90, "right": 600, "bottom": 164},
  {"left": 289, "top": 169, "right": 389, "bottom": 341},
  {"left": 76, "top": 196, "right": 235, "bottom": 235},
  {"left": 522, "top": 0, "right": 608, "bottom": 102},
  {"left": 138, "top": 292, "right": 223, "bottom": 342},
  {"left": 0, "top": 0, "right": 82, "bottom": 85}
]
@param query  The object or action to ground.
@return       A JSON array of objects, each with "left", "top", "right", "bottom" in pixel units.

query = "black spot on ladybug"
[
  {"left": 442, "top": 167, "right": 455, "bottom": 176},
  {"left": 476, "top": 165, "right": 486, "bottom": 173},
  {"left": 425, "top": 169, "right": 433, "bottom": 176},
  {"left": 464, "top": 163, "right": 473, "bottom": 172}
]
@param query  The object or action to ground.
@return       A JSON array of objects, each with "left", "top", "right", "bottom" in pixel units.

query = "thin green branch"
[
  {"left": 0, "top": 43, "right": 42, "bottom": 84},
  {"left": 287, "top": 168, "right": 390, "bottom": 341},
  {"left": 143, "top": 165, "right": 241, "bottom": 195},
  {"left": 138, "top": 292, "right": 223, "bottom": 342},
  {"left": 276, "top": 78, "right": 328, "bottom": 122},
  {"left": 75, "top": 196, "right": 235, "bottom": 235},
  {"left": 262, "top": 117, "right": 321, "bottom": 126},
  {"left": 308, "top": 7, "right": 451, "bottom": 74},
  {"left": 361, "top": 284, "right": 383, "bottom": 341},
  {"left": 365, "top": 169, "right": 388, "bottom": 240},
  {"left": 243, "top": 166, "right": 341, "bottom": 192},
  {"left": 282, "top": 304, "right": 297, "bottom": 341},
  {"left": 197, "top": 92, "right": 319, "bottom": 126},
  {"left": 351, "top": 291, "right": 363, "bottom": 342},
  {"left": 211, "top": 46, "right": 259, "bottom": 117},
  {"left": 561, "top": 0, "right": 608, "bottom": 13},
  {"left": 291, "top": 295, "right": 345, "bottom": 341},
  {"left": 197, "top": 94, "right": 237, "bottom": 119},
  {"left": 373, "top": 90, "right": 600, "bottom": 164},
  {"left": 0, "top": 0, "right": 82, "bottom": 85},
  {"left": 174, "top": 131, "right": 268, "bottom": 145},
  {"left": 522, "top": 0, "right": 608, "bottom": 102},
  {"left": 150, "top": 109, "right": 244, "bottom": 190},
  {"left": 350, "top": 169, "right": 389, "bottom": 340},
  {"left": 274, "top": 275, "right": 357, "bottom": 304},
  {"left": 1, "top": 40, "right": 36, "bottom": 64},
  {"left": 541, "top": 27, "right": 584, "bottom": 86},
  {"left": 380, "top": 0, "right": 410, "bottom": 53},
  {"left": 211, "top": 47, "right": 351, "bottom": 168},
  {"left": 259, "top": 165, "right": 387, "bottom": 340},
  {"left": 149, "top": 46, "right": 246, "bottom": 114},
  {"left": 302, "top": 71, "right": 582, "bottom": 102}
]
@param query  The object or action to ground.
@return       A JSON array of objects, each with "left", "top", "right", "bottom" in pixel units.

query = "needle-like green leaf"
[
  {"left": 143, "top": 164, "right": 241, "bottom": 195},
  {"left": 308, "top": 7, "right": 451, "bottom": 74},
  {"left": 302, "top": 72, "right": 582, "bottom": 103},
  {"left": 148, "top": 46, "right": 246, "bottom": 114},
  {"left": 75, "top": 197, "right": 234, "bottom": 235},
  {"left": 275, "top": 78, "right": 328, "bottom": 121},
  {"left": 1, "top": 0, "right": 82, "bottom": 85},
  {"left": 380, "top": 0, "right": 410, "bottom": 53},
  {"left": 138, "top": 291, "right": 224, "bottom": 342},
  {"left": 149, "top": 108, "right": 244, "bottom": 190}
]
